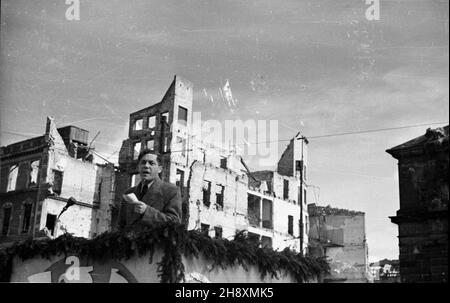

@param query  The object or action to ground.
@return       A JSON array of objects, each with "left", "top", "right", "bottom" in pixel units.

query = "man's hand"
[{"left": 123, "top": 194, "right": 148, "bottom": 215}]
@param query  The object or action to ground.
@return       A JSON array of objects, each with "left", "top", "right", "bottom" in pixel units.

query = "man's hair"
[{"left": 137, "top": 148, "right": 162, "bottom": 165}]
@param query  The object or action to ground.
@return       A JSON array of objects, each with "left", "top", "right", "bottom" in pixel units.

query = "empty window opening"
[
  {"left": 201, "top": 223, "right": 210, "bottom": 236},
  {"left": 161, "top": 137, "right": 169, "bottom": 153},
  {"left": 52, "top": 170, "right": 63, "bottom": 195},
  {"left": 146, "top": 139, "right": 154, "bottom": 150},
  {"left": 216, "top": 185, "right": 224, "bottom": 209},
  {"left": 220, "top": 157, "right": 227, "bottom": 169},
  {"left": 131, "top": 173, "right": 141, "bottom": 187},
  {"left": 45, "top": 213, "right": 57, "bottom": 236},
  {"left": 248, "top": 232, "right": 260, "bottom": 246},
  {"left": 262, "top": 199, "right": 273, "bottom": 229},
  {"left": 283, "top": 179, "right": 289, "bottom": 200},
  {"left": 133, "top": 119, "right": 143, "bottom": 131},
  {"left": 161, "top": 112, "right": 170, "bottom": 124},
  {"left": 288, "top": 215, "right": 294, "bottom": 235},
  {"left": 21, "top": 203, "right": 32, "bottom": 234},
  {"left": 202, "top": 181, "right": 211, "bottom": 207},
  {"left": 2, "top": 206, "right": 12, "bottom": 236},
  {"left": 214, "top": 226, "right": 223, "bottom": 239},
  {"left": 261, "top": 236, "right": 273, "bottom": 249},
  {"left": 247, "top": 194, "right": 261, "bottom": 227},
  {"left": 178, "top": 106, "right": 188, "bottom": 125},
  {"left": 148, "top": 115, "right": 156, "bottom": 128},
  {"left": 133, "top": 142, "right": 141, "bottom": 160},
  {"left": 176, "top": 169, "right": 184, "bottom": 189},
  {"left": 7, "top": 164, "right": 18, "bottom": 192},
  {"left": 29, "top": 160, "right": 40, "bottom": 186}
]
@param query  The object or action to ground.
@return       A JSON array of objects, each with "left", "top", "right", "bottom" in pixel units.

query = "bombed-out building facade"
[
  {"left": 0, "top": 117, "right": 115, "bottom": 245},
  {"left": 307, "top": 204, "right": 371, "bottom": 283},
  {"left": 1, "top": 75, "right": 309, "bottom": 253},
  {"left": 113, "top": 75, "right": 309, "bottom": 252}
]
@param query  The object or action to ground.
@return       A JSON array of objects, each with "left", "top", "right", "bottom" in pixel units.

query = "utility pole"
[{"left": 297, "top": 135, "right": 308, "bottom": 254}]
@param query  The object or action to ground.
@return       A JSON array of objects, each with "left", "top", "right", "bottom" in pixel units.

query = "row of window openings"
[
  {"left": 3, "top": 162, "right": 64, "bottom": 197},
  {"left": 1, "top": 204, "right": 33, "bottom": 236},
  {"left": 132, "top": 136, "right": 187, "bottom": 160},
  {"left": 202, "top": 181, "right": 225, "bottom": 209},
  {"left": 2, "top": 205, "right": 74, "bottom": 239},
  {"left": 282, "top": 179, "right": 307, "bottom": 205},
  {"left": 247, "top": 232, "right": 273, "bottom": 249},
  {"left": 131, "top": 169, "right": 185, "bottom": 190},
  {"left": 248, "top": 194, "right": 273, "bottom": 229},
  {"left": 3, "top": 160, "right": 40, "bottom": 192},
  {"left": 200, "top": 224, "right": 223, "bottom": 239},
  {"left": 132, "top": 106, "right": 188, "bottom": 131},
  {"left": 287, "top": 215, "right": 309, "bottom": 236},
  {"left": 248, "top": 194, "right": 308, "bottom": 235},
  {"left": 199, "top": 227, "right": 273, "bottom": 248}
]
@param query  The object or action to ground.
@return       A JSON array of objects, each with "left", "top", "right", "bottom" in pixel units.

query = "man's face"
[{"left": 138, "top": 153, "right": 161, "bottom": 182}]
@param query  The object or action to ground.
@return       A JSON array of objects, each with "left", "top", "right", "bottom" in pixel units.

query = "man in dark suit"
[{"left": 118, "top": 149, "right": 182, "bottom": 230}]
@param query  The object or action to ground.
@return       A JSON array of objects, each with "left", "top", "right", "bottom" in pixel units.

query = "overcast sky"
[{"left": 1, "top": 0, "right": 448, "bottom": 261}]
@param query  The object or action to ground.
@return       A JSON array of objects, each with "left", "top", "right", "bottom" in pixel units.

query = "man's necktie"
[{"left": 139, "top": 182, "right": 148, "bottom": 200}]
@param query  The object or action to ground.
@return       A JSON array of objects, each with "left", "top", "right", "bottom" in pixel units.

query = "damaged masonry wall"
[
  {"left": 39, "top": 118, "right": 115, "bottom": 239},
  {"left": 387, "top": 125, "right": 449, "bottom": 283},
  {"left": 114, "top": 76, "right": 310, "bottom": 252},
  {"left": 186, "top": 157, "right": 249, "bottom": 239},
  {"left": 308, "top": 204, "right": 371, "bottom": 283},
  {"left": 0, "top": 117, "right": 115, "bottom": 244}
]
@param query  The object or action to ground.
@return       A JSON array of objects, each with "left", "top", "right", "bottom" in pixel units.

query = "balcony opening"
[
  {"left": 247, "top": 194, "right": 261, "bottom": 227},
  {"left": 262, "top": 199, "right": 273, "bottom": 229}
]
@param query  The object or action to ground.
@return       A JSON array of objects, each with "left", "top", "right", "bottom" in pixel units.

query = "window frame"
[{"left": 1, "top": 203, "right": 13, "bottom": 236}]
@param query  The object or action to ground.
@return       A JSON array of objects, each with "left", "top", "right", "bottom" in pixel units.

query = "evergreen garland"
[{"left": 0, "top": 223, "right": 329, "bottom": 283}]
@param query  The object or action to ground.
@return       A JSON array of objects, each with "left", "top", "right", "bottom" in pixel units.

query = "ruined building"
[
  {"left": 1, "top": 75, "right": 309, "bottom": 252},
  {"left": 307, "top": 204, "right": 371, "bottom": 283},
  {"left": 114, "top": 75, "right": 309, "bottom": 252},
  {"left": 0, "top": 117, "right": 115, "bottom": 245},
  {"left": 387, "top": 125, "right": 449, "bottom": 283}
]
